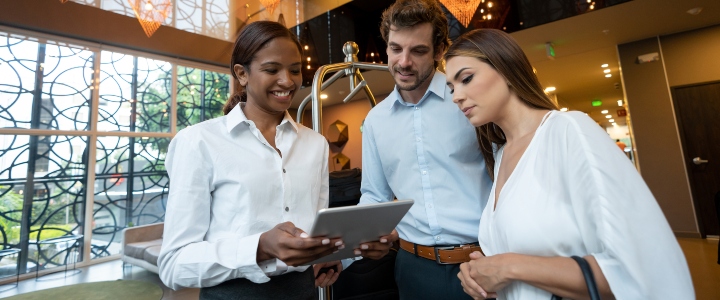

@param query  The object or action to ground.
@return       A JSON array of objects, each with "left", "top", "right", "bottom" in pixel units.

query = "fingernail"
[
  {"left": 333, "top": 250, "right": 339, "bottom": 253},
  {"left": 380, "top": 238, "right": 387, "bottom": 243},
  {"left": 338, "top": 245, "right": 345, "bottom": 250},
  {"left": 354, "top": 250, "right": 361, "bottom": 255},
  {"left": 322, "top": 239, "right": 330, "bottom": 245},
  {"left": 335, "top": 241, "right": 343, "bottom": 246},
  {"left": 361, "top": 244, "right": 369, "bottom": 250},
  {"left": 300, "top": 233, "right": 309, "bottom": 238}
]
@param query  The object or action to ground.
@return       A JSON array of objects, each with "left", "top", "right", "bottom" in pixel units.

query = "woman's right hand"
[{"left": 257, "top": 222, "right": 343, "bottom": 266}]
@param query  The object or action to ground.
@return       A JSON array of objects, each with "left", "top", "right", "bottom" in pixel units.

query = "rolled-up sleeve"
[{"left": 158, "top": 129, "right": 270, "bottom": 289}]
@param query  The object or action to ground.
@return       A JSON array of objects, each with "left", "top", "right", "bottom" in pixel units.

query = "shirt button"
[
  {"left": 415, "top": 106, "right": 419, "bottom": 110},
  {"left": 416, "top": 137, "right": 421, "bottom": 142},
  {"left": 285, "top": 207, "right": 289, "bottom": 212},
  {"left": 422, "top": 170, "right": 427, "bottom": 175},
  {"left": 283, "top": 169, "right": 286, "bottom": 173},
  {"left": 427, "top": 204, "right": 433, "bottom": 209},
  {"left": 435, "top": 236, "right": 441, "bottom": 241}
]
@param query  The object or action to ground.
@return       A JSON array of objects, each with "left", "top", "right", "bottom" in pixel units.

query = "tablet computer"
[{"left": 305, "top": 199, "right": 414, "bottom": 265}]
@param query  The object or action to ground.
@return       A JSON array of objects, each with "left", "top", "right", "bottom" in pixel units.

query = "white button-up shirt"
[{"left": 158, "top": 104, "right": 329, "bottom": 290}]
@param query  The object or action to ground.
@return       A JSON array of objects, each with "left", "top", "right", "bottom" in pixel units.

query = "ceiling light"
[
  {"left": 304, "top": 45, "right": 309, "bottom": 50},
  {"left": 306, "top": 65, "right": 311, "bottom": 69},
  {"left": 605, "top": 115, "right": 612, "bottom": 119},
  {"left": 601, "top": 64, "right": 608, "bottom": 68},
  {"left": 617, "top": 100, "right": 623, "bottom": 106},
  {"left": 605, "top": 74, "right": 612, "bottom": 78},
  {"left": 544, "top": 87, "right": 556, "bottom": 93},
  {"left": 603, "top": 69, "right": 611, "bottom": 73},
  {"left": 609, "top": 119, "right": 614, "bottom": 122},
  {"left": 686, "top": 7, "right": 703, "bottom": 15},
  {"left": 560, "top": 107, "right": 568, "bottom": 112},
  {"left": 488, "top": 2, "right": 493, "bottom": 8},
  {"left": 601, "top": 110, "right": 608, "bottom": 114},
  {"left": 307, "top": 57, "right": 311, "bottom": 61},
  {"left": 320, "top": 94, "right": 328, "bottom": 99},
  {"left": 612, "top": 122, "right": 617, "bottom": 126}
]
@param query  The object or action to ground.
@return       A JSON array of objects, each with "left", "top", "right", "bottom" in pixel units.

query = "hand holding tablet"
[{"left": 305, "top": 199, "right": 414, "bottom": 265}]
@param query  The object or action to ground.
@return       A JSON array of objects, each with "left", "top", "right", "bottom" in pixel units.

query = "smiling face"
[
  {"left": 234, "top": 37, "right": 302, "bottom": 114},
  {"left": 386, "top": 23, "right": 442, "bottom": 94},
  {"left": 445, "top": 55, "right": 513, "bottom": 127}
]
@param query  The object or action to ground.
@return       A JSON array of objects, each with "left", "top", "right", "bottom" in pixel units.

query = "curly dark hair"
[{"left": 379, "top": 0, "right": 450, "bottom": 66}]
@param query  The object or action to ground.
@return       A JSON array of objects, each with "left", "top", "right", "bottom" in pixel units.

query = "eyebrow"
[
  {"left": 260, "top": 62, "right": 302, "bottom": 67},
  {"left": 453, "top": 67, "right": 470, "bottom": 81},
  {"left": 388, "top": 42, "right": 431, "bottom": 51}
]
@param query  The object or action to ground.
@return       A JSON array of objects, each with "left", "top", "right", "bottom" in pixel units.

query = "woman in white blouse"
[
  {"left": 158, "top": 21, "right": 343, "bottom": 299},
  {"left": 444, "top": 29, "right": 694, "bottom": 299}
]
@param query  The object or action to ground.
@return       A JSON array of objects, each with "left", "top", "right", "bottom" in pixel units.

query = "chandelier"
[
  {"left": 259, "top": 0, "right": 281, "bottom": 16},
  {"left": 127, "top": 0, "right": 173, "bottom": 37},
  {"left": 439, "top": 0, "right": 482, "bottom": 27}
]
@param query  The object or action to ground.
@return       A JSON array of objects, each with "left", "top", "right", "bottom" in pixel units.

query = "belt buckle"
[{"left": 434, "top": 245, "right": 456, "bottom": 265}]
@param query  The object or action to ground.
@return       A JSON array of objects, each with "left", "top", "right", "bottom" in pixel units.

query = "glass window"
[{"left": 0, "top": 28, "right": 230, "bottom": 277}]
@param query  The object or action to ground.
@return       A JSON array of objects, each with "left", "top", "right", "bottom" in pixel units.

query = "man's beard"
[{"left": 393, "top": 65, "right": 434, "bottom": 91}]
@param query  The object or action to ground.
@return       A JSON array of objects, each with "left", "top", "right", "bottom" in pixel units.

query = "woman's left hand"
[
  {"left": 313, "top": 260, "right": 343, "bottom": 288},
  {"left": 458, "top": 251, "right": 512, "bottom": 297}
]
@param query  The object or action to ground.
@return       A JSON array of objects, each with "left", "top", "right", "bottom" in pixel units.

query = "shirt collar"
[
  {"left": 225, "top": 102, "right": 299, "bottom": 133},
  {"left": 388, "top": 71, "right": 448, "bottom": 110}
]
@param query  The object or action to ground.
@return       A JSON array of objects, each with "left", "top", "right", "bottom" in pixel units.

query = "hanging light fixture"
[
  {"left": 127, "top": 0, "right": 173, "bottom": 38},
  {"left": 439, "top": 0, "right": 483, "bottom": 28},
  {"left": 259, "top": 0, "right": 281, "bottom": 16}
]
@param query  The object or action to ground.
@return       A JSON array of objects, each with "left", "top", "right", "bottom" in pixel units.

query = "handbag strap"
[{"left": 550, "top": 256, "right": 601, "bottom": 300}]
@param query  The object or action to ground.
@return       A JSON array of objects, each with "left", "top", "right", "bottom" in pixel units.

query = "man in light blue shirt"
[{"left": 351, "top": 0, "right": 492, "bottom": 299}]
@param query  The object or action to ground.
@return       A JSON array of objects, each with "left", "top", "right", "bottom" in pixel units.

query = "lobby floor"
[{"left": 0, "top": 238, "right": 717, "bottom": 299}]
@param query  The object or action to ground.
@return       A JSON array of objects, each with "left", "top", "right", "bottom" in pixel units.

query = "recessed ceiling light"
[
  {"left": 609, "top": 119, "right": 615, "bottom": 122},
  {"left": 617, "top": 100, "right": 623, "bottom": 106},
  {"left": 544, "top": 87, "right": 556, "bottom": 93},
  {"left": 687, "top": 7, "right": 703, "bottom": 15},
  {"left": 560, "top": 107, "right": 568, "bottom": 111},
  {"left": 605, "top": 74, "right": 612, "bottom": 78},
  {"left": 612, "top": 122, "right": 617, "bottom": 126},
  {"left": 601, "top": 110, "right": 608, "bottom": 114},
  {"left": 605, "top": 115, "right": 612, "bottom": 119},
  {"left": 601, "top": 64, "right": 608, "bottom": 68},
  {"left": 320, "top": 94, "right": 328, "bottom": 99},
  {"left": 603, "top": 69, "right": 611, "bottom": 73}
]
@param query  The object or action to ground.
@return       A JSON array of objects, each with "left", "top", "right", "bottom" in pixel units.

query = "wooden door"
[{"left": 672, "top": 82, "right": 720, "bottom": 237}]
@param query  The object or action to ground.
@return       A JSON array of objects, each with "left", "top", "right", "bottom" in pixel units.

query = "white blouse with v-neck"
[{"left": 477, "top": 111, "right": 694, "bottom": 299}]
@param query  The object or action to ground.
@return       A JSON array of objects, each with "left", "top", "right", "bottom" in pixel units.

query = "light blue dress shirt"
[{"left": 360, "top": 71, "right": 492, "bottom": 246}]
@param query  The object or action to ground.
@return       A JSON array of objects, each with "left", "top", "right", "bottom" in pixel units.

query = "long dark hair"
[
  {"left": 222, "top": 21, "right": 302, "bottom": 115},
  {"left": 445, "top": 29, "right": 559, "bottom": 180}
]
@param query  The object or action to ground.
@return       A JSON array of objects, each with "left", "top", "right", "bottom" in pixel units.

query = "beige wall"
[
  {"left": 616, "top": 25, "right": 720, "bottom": 236},
  {"left": 320, "top": 99, "right": 373, "bottom": 171},
  {"left": 661, "top": 25, "right": 720, "bottom": 87},
  {"left": 0, "top": 0, "right": 232, "bottom": 67},
  {"left": 291, "top": 99, "right": 374, "bottom": 171}
]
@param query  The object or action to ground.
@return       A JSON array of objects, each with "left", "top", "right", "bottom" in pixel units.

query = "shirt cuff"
[{"left": 225, "top": 232, "right": 270, "bottom": 283}]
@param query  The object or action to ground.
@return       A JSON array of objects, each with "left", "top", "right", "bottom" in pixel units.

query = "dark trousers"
[
  {"left": 199, "top": 268, "right": 316, "bottom": 300},
  {"left": 394, "top": 248, "right": 473, "bottom": 300}
]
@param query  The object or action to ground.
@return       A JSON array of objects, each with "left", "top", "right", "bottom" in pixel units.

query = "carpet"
[{"left": 5, "top": 280, "right": 163, "bottom": 300}]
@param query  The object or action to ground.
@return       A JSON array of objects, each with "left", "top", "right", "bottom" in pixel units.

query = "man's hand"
[
  {"left": 313, "top": 260, "right": 343, "bottom": 288},
  {"left": 257, "top": 222, "right": 343, "bottom": 266},
  {"left": 354, "top": 229, "right": 398, "bottom": 260}
]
